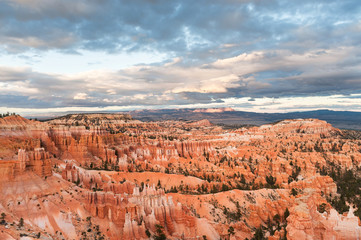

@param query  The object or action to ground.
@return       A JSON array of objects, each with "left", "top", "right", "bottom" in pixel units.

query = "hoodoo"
[{"left": 0, "top": 114, "right": 360, "bottom": 239}]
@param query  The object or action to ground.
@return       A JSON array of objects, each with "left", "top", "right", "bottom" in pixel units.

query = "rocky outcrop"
[
  {"left": 174, "top": 140, "right": 212, "bottom": 158},
  {"left": 85, "top": 185, "right": 215, "bottom": 239},
  {"left": 246, "top": 119, "right": 339, "bottom": 136},
  {"left": 287, "top": 191, "right": 361, "bottom": 240},
  {"left": 48, "top": 113, "right": 141, "bottom": 128},
  {"left": 288, "top": 176, "right": 337, "bottom": 196},
  {"left": 0, "top": 148, "right": 51, "bottom": 181},
  {"left": 21, "top": 148, "right": 52, "bottom": 177},
  {"left": 0, "top": 115, "right": 47, "bottom": 137}
]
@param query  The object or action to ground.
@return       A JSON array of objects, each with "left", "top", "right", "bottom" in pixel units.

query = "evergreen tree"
[{"left": 154, "top": 224, "right": 166, "bottom": 240}]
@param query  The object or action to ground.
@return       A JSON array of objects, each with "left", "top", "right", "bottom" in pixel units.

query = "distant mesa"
[
  {"left": 192, "top": 107, "right": 235, "bottom": 113},
  {"left": 130, "top": 108, "right": 361, "bottom": 130},
  {"left": 188, "top": 119, "right": 213, "bottom": 127}
]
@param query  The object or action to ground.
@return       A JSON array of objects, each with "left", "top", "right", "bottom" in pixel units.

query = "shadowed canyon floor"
[{"left": 0, "top": 113, "right": 361, "bottom": 239}]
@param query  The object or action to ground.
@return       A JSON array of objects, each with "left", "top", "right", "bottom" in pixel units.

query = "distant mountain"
[{"left": 130, "top": 109, "right": 361, "bottom": 130}]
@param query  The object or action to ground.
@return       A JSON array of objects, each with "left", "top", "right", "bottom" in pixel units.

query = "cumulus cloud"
[{"left": 73, "top": 93, "right": 88, "bottom": 100}]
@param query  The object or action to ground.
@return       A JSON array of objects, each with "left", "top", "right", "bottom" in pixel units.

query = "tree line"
[{"left": 0, "top": 112, "right": 18, "bottom": 118}]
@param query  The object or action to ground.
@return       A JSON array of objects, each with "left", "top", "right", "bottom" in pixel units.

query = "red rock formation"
[
  {"left": 0, "top": 160, "right": 16, "bottom": 181},
  {"left": 0, "top": 114, "right": 360, "bottom": 239},
  {"left": 286, "top": 191, "right": 361, "bottom": 240},
  {"left": 288, "top": 175, "right": 337, "bottom": 196},
  {"left": 0, "top": 148, "right": 51, "bottom": 181}
]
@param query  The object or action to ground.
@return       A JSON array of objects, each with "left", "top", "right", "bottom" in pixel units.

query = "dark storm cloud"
[
  {"left": 0, "top": 95, "right": 51, "bottom": 108},
  {"left": 1, "top": 0, "right": 360, "bottom": 56}
]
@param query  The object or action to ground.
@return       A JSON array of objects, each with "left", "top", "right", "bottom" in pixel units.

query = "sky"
[{"left": 0, "top": 0, "right": 361, "bottom": 116}]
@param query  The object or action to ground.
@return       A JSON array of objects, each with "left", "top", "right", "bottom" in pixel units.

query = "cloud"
[
  {"left": 73, "top": 93, "right": 88, "bottom": 100},
  {"left": 171, "top": 74, "right": 240, "bottom": 94},
  {"left": 221, "top": 94, "right": 361, "bottom": 113},
  {"left": 0, "top": 0, "right": 361, "bottom": 114},
  {"left": 0, "top": 44, "right": 361, "bottom": 113},
  {"left": 0, "top": 0, "right": 360, "bottom": 59}
]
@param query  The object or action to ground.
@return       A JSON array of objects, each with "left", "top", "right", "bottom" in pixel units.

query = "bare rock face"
[
  {"left": 0, "top": 160, "right": 16, "bottom": 181},
  {"left": 0, "top": 148, "right": 52, "bottom": 181},
  {"left": 0, "top": 115, "right": 48, "bottom": 137},
  {"left": 23, "top": 148, "right": 52, "bottom": 178},
  {"left": 256, "top": 119, "right": 338, "bottom": 135},
  {"left": 174, "top": 140, "right": 212, "bottom": 158},
  {"left": 287, "top": 190, "right": 361, "bottom": 240},
  {"left": 288, "top": 176, "right": 337, "bottom": 196},
  {"left": 48, "top": 113, "right": 137, "bottom": 126},
  {"left": 0, "top": 114, "right": 361, "bottom": 239},
  {"left": 85, "top": 187, "right": 188, "bottom": 238},
  {"left": 61, "top": 163, "right": 217, "bottom": 239},
  {"left": 46, "top": 120, "right": 214, "bottom": 169}
]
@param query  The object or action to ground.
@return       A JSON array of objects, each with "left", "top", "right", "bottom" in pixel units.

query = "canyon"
[{"left": 0, "top": 113, "right": 360, "bottom": 239}]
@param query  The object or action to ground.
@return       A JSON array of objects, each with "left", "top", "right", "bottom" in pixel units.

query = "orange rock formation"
[{"left": 0, "top": 114, "right": 360, "bottom": 239}]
